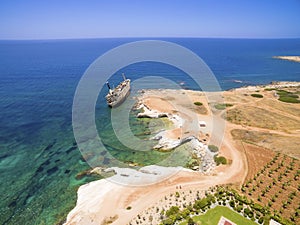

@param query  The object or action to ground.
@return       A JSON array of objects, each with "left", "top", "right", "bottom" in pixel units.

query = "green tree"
[
  {"left": 258, "top": 196, "right": 261, "bottom": 202},
  {"left": 181, "top": 208, "right": 190, "bottom": 219},
  {"left": 214, "top": 155, "right": 227, "bottom": 165},
  {"left": 166, "top": 206, "right": 180, "bottom": 217},
  {"left": 162, "top": 218, "right": 174, "bottom": 225},
  {"left": 187, "top": 217, "right": 195, "bottom": 225},
  {"left": 193, "top": 198, "right": 209, "bottom": 210}
]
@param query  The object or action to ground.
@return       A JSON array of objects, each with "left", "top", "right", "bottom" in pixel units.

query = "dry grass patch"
[
  {"left": 226, "top": 106, "right": 300, "bottom": 132},
  {"left": 224, "top": 91, "right": 254, "bottom": 103},
  {"left": 257, "top": 98, "right": 300, "bottom": 118},
  {"left": 231, "top": 129, "right": 300, "bottom": 159}
]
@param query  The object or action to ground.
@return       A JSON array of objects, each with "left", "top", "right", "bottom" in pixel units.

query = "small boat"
[{"left": 105, "top": 73, "right": 131, "bottom": 107}]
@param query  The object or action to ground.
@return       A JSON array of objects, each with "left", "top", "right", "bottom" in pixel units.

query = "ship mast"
[
  {"left": 122, "top": 73, "right": 126, "bottom": 81},
  {"left": 106, "top": 81, "right": 113, "bottom": 94}
]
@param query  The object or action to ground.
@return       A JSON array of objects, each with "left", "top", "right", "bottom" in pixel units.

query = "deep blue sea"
[{"left": 0, "top": 38, "right": 300, "bottom": 224}]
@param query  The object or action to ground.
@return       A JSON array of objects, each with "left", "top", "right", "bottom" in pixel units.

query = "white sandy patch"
[
  {"left": 65, "top": 179, "right": 118, "bottom": 225},
  {"left": 106, "top": 165, "right": 183, "bottom": 186}
]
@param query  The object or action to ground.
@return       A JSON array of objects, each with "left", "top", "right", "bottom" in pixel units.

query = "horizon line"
[{"left": 1, "top": 36, "right": 300, "bottom": 41}]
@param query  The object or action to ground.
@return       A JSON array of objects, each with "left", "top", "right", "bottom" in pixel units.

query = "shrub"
[
  {"left": 166, "top": 206, "right": 180, "bottom": 217},
  {"left": 244, "top": 208, "right": 253, "bottom": 218},
  {"left": 185, "top": 158, "right": 199, "bottom": 169},
  {"left": 215, "top": 103, "right": 233, "bottom": 110},
  {"left": 277, "top": 90, "right": 291, "bottom": 94},
  {"left": 277, "top": 90, "right": 300, "bottom": 103},
  {"left": 162, "top": 217, "right": 175, "bottom": 225},
  {"left": 187, "top": 217, "right": 195, "bottom": 225},
  {"left": 194, "top": 101, "right": 203, "bottom": 106},
  {"left": 286, "top": 94, "right": 299, "bottom": 98},
  {"left": 126, "top": 206, "right": 132, "bottom": 210},
  {"left": 265, "top": 88, "right": 277, "bottom": 91},
  {"left": 236, "top": 205, "right": 243, "bottom": 212},
  {"left": 278, "top": 96, "right": 300, "bottom": 103},
  {"left": 229, "top": 200, "right": 235, "bottom": 208},
  {"left": 193, "top": 198, "right": 209, "bottom": 210},
  {"left": 214, "top": 155, "right": 227, "bottom": 165},
  {"left": 251, "top": 93, "right": 263, "bottom": 98},
  {"left": 208, "top": 145, "right": 219, "bottom": 152},
  {"left": 181, "top": 209, "right": 190, "bottom": 219},
  {"left": 253, "top": 203, "right": 264, "bottom": 213}
]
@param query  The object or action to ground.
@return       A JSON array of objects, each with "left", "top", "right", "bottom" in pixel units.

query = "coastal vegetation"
[
  {"left": 214, "top": 103, "right": 233, "bottom": 110},
  {"left": 130, "top": 163, "right": 299, "bottom": 225},
  {"left": 193, "top": 101, "right": 208, "bottom": 114},
  {"left": 213, "top": 155, "right": 227, "bottom": 165},
  {"left": 264, "top": 87, "right": 300, "bottom": 103},
  {"left": 250, "top": 93, "right": 263, "bottom": 98},
  {"left": 264, "top": 88, "right": 277, "bottom": 91},
  {"left": 276, "top": 90, "right": 300, "bottom": 103},
  {"left": 185, "top": 154, "right": 200, "bottom": 170},
  {"left": 208, "top": 145, "right": 219, "bottom": 153},
  {"left": 193, "top": 101, "right": 203, "bottom": 106},
  {"left": 157, "top": 186, "right": 292, "bottom": 225}
]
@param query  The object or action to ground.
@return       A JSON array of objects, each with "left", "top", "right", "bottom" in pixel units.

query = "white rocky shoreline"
[
  {"left": 135, "top": 92, "right": 216, "bottom": 174},
  {"left": 229, "top": 81, "right": 300, "bottom": 92}
]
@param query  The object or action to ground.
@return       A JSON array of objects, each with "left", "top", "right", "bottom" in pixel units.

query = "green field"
[{"left": 179, "top": 206, "right": 256, "bottom": 225}]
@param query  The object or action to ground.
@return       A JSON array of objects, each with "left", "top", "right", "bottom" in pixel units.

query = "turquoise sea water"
[{"left": 0, "top": 38, "right": 300, "bottom": 224}]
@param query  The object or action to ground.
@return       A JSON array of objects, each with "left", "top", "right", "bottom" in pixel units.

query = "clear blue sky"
[{"left": 1, "top": 0, "right": 300, "bottom": 40}]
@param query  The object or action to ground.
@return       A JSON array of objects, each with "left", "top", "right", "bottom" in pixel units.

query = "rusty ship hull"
[{"left": 105, "top": 76, "right": 131, "bottom": 107}]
